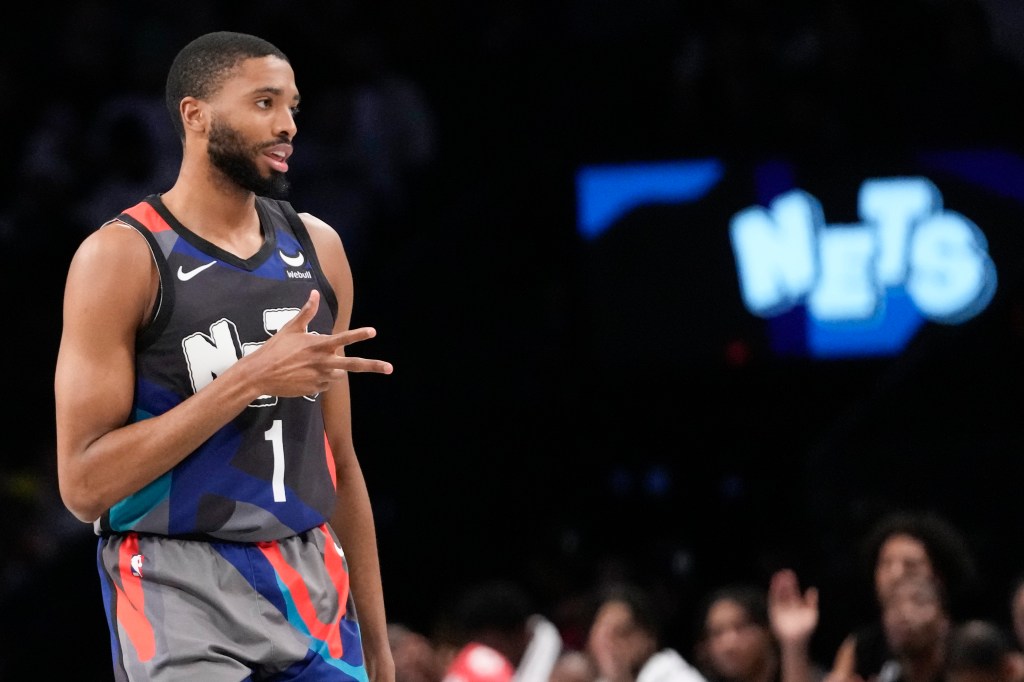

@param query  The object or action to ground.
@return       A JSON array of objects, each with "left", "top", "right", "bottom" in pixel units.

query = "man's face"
[
  {"left": 203, "top": 55, "right": 298, "bottom": 198},
  {"left": 208, "top": 115, "right": 290, "bottom": 198}
]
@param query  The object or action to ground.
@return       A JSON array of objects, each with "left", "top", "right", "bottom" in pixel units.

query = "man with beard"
[
  {"left": 54, "top": 31, "right": 396, "bottom": 681},
  {"left": 874, "top": 574, "right": 952, "bottom": 682}
]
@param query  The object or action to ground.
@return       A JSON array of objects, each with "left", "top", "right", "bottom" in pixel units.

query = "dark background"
[{"left": 4, "top": 0, "right": 1024, "bottom": 677}]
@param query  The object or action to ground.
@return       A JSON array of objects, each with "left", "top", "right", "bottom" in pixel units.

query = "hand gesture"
[
  {"left": 244, "top": 290, "right": 393, "bottom": 398},
  {"left": 769, "top": 568, "right": 819, "bottom": 648}
]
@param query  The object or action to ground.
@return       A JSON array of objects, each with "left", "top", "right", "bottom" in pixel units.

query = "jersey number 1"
[{"left": 264, "top": 419, "right": 287, "bottom": 502}]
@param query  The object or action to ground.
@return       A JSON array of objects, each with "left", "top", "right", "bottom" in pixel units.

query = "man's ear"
[{"left": 181, "top": 97, "right": 206, "bottom": 134}]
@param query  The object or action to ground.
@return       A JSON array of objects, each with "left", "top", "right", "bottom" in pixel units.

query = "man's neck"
[{"left": 160, "top": 179, "right": 264, "bottom": 258}]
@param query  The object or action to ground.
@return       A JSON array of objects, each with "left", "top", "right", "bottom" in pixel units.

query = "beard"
[{"left": 207, "top": 118, "right": 290, "bottom": 199}]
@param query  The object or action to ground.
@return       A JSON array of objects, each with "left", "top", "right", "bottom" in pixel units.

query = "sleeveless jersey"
[{"left": 94, "top": 194, "right": 340, "bottom": 542}]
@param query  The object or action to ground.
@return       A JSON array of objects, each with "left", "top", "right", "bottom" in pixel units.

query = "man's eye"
[{"left": 290, "top": 106, "right": 301, "bottom": 116}]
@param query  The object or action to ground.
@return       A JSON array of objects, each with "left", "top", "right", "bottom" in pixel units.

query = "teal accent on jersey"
[
  {"left": 109, "top": 472, "right": 172, "bottom": 528},
  {"left": 107, "top": 407, "right": 168, "bottom": 528}
]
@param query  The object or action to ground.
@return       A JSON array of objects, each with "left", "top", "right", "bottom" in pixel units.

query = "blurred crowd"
[{"left": 386, "top": 509, "right": 1024, "bottom": 682}]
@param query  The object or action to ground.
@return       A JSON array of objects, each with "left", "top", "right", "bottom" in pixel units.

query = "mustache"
[{"left": 258, "top": 136, "right": 292, "bottom": 149}]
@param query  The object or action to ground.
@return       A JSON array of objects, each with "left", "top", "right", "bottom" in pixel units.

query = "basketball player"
[{"left": 54, "top": 31, "right": 396, "bottom": 681}]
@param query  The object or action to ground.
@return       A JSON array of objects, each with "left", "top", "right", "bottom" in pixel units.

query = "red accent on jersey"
[
  {"left": 123, "top": 200, "right": 173, "bottom": 232},
  {"left": 324, "top": 432, "right": 337, "bottom": 490}
]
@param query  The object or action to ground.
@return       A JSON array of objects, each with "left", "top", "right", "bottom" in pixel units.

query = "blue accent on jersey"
[{"left": 99, "top": 195, "right": 339, "bottom": 541}]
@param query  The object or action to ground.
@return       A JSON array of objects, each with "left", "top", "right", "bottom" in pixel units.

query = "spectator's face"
[
  {"left": 882, "top": 576, "right": 948, "bottom": 657},
  {"left": 587, "top": 600, "right": 657, "bottom": 681},
  {"left": 389, "top": 627, "right": 443, "bottom": 682},
  {"left": 703, "top": 598, "right": 774, "bottom": 682},
  {"left": 876, "top": 534, "right": 934, "bottom": 603}
]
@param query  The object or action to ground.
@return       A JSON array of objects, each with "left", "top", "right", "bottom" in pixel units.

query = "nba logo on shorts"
[{"left": 130, "top": 553, "right": 145, "bottom": 578}]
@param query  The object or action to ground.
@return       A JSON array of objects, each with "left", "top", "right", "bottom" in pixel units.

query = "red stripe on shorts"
[
  {"left": 116, "top": 535, "right": 156, "bottom": 662},
  {"left": 258, "top": 538, "right": 345, "bottom": 658},
  {"left": 319, "top": 525, "right": 350, "bottom": 619}
]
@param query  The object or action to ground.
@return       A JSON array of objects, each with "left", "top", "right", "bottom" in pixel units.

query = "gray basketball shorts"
[{"left": 97, "top": 524, "right": 367, "bottom": 681}]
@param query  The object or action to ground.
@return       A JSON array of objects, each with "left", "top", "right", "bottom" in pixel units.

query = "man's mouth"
[{"left": 263, "top": 143, "right": 293, "bottom": 173}]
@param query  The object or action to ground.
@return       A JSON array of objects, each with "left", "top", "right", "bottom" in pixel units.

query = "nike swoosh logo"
[
  {"left": 280, "top": 250, "right": 305, "bottom": 267},
  {"left": 177, "top": 261, "right": 217, "bottom": 281}
]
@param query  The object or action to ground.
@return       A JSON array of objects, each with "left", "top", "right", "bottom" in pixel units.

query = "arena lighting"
[
  {"left": 575, "top": 152, "right": 1010, "bottom": 360},
  {"left": 575, "top": 159, "right": 725, "bottom": 240}
]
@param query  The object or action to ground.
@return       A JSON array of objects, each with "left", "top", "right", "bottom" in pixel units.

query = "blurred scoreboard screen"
[{"left": 575, "top": 148, "right": 1024, "bottom": 367}]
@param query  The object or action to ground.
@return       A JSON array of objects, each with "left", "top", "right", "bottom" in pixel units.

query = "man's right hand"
[{"left": 243, "top": 289, "right": 393, "bottom": 398}]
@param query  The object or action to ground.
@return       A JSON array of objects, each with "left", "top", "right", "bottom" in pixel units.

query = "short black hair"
[{"left": 164, "top": 31, "right": 288, "bottom": 140}]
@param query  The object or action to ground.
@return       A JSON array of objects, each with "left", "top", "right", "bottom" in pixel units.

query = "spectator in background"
[
  {"left": 439, "top": 579, "right": 561, "bottom": 682},
  {"left": 828, "top": 511, "right": 978, "bottom": 682},
  {"left": 586, "top": 582, "right": 707, "bottom": 682},
  {"left": 874, "top": 574, "right": 952, "bottom": 682},
  {"left": 692, "top": 572, "right": 824, "bottom": 682},
  {"left": 694, "top": 583, "right": 781, "bottom": 682},
  {"left": 550, "top": 650, "right": 600, "bottom": 682},
  {"left": 768, "top": 569, "right": 827, "bottom": 682},
  {"left": 945, "top": 620, "right": 1024, "bottom": 682},
  {"left": 390, "top": 622, "right": 445, "bottom": 682}
]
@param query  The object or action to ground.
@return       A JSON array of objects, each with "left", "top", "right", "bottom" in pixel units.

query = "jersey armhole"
[
  {"left": 276, "top": 200, "right": 339, "bottom": 321},
  {"left": 113, "top": 213, "right": 175, "bottom": 349}
]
